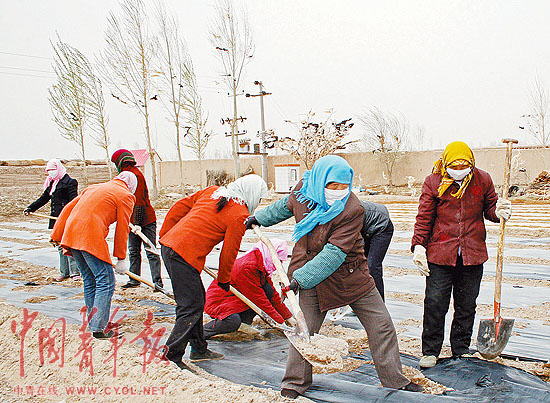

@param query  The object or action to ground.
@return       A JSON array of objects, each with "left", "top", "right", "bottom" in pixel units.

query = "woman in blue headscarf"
[{"left": 245, "top": 155, "right": 421, "bottom": 399}]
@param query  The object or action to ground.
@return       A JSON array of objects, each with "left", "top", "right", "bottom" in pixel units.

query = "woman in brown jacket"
[
  {"left": 246, "top": 155, "right": 421, "bottom": 399},
  {"left": 412, "top": 141, "right": 512, "bottom": 368}
]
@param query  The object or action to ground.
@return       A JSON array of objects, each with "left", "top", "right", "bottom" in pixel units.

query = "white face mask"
[
  {"left": 447, "top": 167, "right": 471, "bottom": 181},
  {"left": 47, "top": 170, "right": 57, "bottom": 179},
  {"left": 324, "top": 188, "right": 349, "bottom": 206}
]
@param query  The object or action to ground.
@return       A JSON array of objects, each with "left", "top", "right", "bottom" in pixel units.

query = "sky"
[{"left": 1, "top": 0, "right": 549, "bottom": 161}]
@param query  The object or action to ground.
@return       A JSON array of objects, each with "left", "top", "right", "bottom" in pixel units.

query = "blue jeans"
[
  {"left": 58, "top": 246, "right": 79, "bottom": 277},
  {"left": 71, "top": 249, "right": 115, "bottom": 332}
]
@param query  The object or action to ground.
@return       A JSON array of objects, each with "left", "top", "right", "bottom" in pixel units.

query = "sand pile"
[
  {"left": 293, "top": 334, "right": 350, "bottom": 373},
  {"left": 525, "top": 171, "right": 550, "bottom": 199},
  {"left": 0, "top": 302, "right": 306, "bottom": 403}
]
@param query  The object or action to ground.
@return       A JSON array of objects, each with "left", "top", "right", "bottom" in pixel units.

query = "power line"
[
  {"left": 0, "top": 51, "right": 52, "bottom": 60},
  {"left": 0, "top": 65, "right": 54, "bottom": 74},
  {"left": 0, "top": 71, "right": 55, "bottom": 79}
]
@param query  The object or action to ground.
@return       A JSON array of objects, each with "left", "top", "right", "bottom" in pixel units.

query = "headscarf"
[
  {"left": 211, "top": 174, "right": 268, "bottom": 214},
  {"left": 292, "top": 155, "right": 353, "bottom": 242},
  {"left": 244, "top": 238, "right": 289, "bottom": 276},
  {"left": 111, "top": 149, "right": 136, "bottom": 173},
  {"left": 433, "top": 141, "right": 475, "bottom": 199},
  {"left": 43, "top": 159, "right": 67, "bottom": 195},
  {"left": 114, "top": 171, "right": 138, "bottom": 194}
]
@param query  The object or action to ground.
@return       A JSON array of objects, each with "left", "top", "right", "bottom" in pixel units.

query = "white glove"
[
  {"left": 495, "top": 198, "right": 512, "bottom": 221},
  {"left": 413, "top": 245, "right": 430, "bottom": 276},
  {"left": 130, "top": 224, "right": 141, "bottom": 234},
  {"left": 114, "top": 259, "right": 128, "bottom": 275}
]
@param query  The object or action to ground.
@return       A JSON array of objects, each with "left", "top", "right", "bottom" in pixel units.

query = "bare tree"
[
  {"left": 209, "top": 0, "right": 254, "bottom": 177},
  {"left": 184, "top": 89, "right": 211, "bottom": 186},
  {"left": 86, "top": 73, "right": 112, "bottom": 177},
  {"left": 276, "top": 111, "right": 355, "bottom": 169},
  {"left": 48, "top": 37, "right": 90, "bottom": 183},
  {"left": 100, "top": 0, "right": 159, "bottom": 196},
  {"left": 358, "top": 107, "right": 410, "bottom": 186},
  {"left": 521, "top": 77, "right": 549, "bottom": 146}
]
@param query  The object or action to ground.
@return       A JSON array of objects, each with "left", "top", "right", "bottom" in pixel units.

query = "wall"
[{"left": 157, "top": 147, "right": 550, "bottom": 189}]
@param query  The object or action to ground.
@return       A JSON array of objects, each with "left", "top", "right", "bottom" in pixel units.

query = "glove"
[
  {"left": 23, "top": 208, "right": 31, "bottom": 216},
  {"left": 218, "top": 281, "right": 230, "bottom": 292},
  {"left": 413, "top": 245, "right": 430, "bottom": 276},
  {"left": 49, "top": 239, "right": 60, "bottom": 247},
  {"left": 281, "top": 279, "right": 300, "bottom": 299},
  {"left": 244, "top": 216, "right": 260, "bottom": 230},
  {"left": 285, "top": 317, "right": 298, "bottom": 328},
  {"left": 114, "top": 259, "right": 128, "bottom": 275},
  {"left": 130, "top": 224, "right": 141, "bottom": 234},
  {"left": 495, "top": 198, "right": 512, "bottom": 221}
]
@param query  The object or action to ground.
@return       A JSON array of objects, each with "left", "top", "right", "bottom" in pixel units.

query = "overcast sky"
[{"left": 1, "top": 0, "right": 549, "bottom": 161}]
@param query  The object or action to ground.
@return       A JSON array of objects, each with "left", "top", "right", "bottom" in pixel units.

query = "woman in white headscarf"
[
  {"left": 158, "top": 174, "right": 268, "bottom": 369},
  {"left": 25, "top": 159, "right": 79, "bottom": 281}
]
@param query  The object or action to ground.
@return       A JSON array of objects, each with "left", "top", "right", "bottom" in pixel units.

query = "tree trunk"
[
  {"left": 232, "top": 81, "right": 240, "bottom": 177},
  {"left": 79, "top": 132, "right": 88, "bottom": 186},
  {"left": 104, "top": 146, "right": 113, "bottom": 178},
  {"left": 176, "top": 127, "right": 184, "bottom": 192}
]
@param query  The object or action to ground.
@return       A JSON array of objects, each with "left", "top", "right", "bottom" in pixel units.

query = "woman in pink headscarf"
[
  {"left": 203, "top": 239, "right": 293, "bottom": 338},
  {"left": 25, "top": 159, "right": 79, "bottom": 281}
]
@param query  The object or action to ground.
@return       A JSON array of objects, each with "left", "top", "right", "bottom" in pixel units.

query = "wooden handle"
[
  {"left": 30, "top": 212, "right": 57, "bottom": 220},
  {"left": 125, "top": 271, "right": 175, "bottom": 300},
  {"left": 202, "top": 266, "right": 281, "bottom": 329},
  {"left": 252, "top": 226, "right": 309, "bottom": 337},
  {"left": 494, "top": 139, "right": 516, "bottom": 321}
]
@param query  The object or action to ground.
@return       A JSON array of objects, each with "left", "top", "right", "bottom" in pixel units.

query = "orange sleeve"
[
  {"left": 159, "top": 188, "right": 206, "bottom": 238},
  {"left": 218, "top": 212, "right": 247, "bottom": 283},
  {"left": 51, "top": 194, "right": 81, "bottom": 242},
  {"left": 113, "top": 193, "right": 136, "bottom": 260}
]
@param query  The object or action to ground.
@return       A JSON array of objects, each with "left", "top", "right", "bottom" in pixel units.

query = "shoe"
[
  {"left": 419, "top": 355, "right": 437, "bottom": 368},
  {"left": 189, "top": 349, "right": 224, "bottom": 362},
  {"left": 400, "top": 382, "right": 424, "bottom": 393},
  {"left": 93, "top": 330, "right": 124, "bottom": 339},
  {"left": 454, "top": 352, "right": 476, "bottom": 359},
  {"left": 53, "top": 275, "right": 69, "bottom": 282},
  {"left": 71, "top": 275, "right": 81, "bottom": 281},
  {"left": 121, "top": 282, "right": 140, "bottom": 289},
  {"left": 172, "top": 360, "right": 194, "bottom": 372},
  {"left": 280, "top": 389, "right": 301, "bottom": 399}
]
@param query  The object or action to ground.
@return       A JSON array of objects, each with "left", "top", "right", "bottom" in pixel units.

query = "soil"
[
  {"left": 24, "top": 295, "right": 57, "bottom": 304},
  {"left": 293, "top": 334, "right": 349, "bottom": 373}
]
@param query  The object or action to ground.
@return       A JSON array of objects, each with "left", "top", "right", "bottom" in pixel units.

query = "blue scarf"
[{"left": 293, "top": 155, "right": 354, "bottom": 241}]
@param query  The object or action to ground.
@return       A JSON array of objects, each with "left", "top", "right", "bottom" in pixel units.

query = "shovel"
[
  {"left": 124, "top": 270, "right": 175, "bottom": 300},
  {"left": 252, "top": 226, "right": 310, "bottom": 342},
  {"left": 202, "top": 266, "right": 292, "bottom": 333},
  {"left": 477, "top": 138, "right": 517, "bottom": 359}
]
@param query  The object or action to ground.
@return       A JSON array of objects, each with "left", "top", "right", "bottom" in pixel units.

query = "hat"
[{"left": 111, "top": 149, "right": 136, "bottom": 172}]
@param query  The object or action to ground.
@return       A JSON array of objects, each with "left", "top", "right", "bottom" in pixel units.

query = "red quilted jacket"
[
  {"left": 204, "top": 250, "right": 292, "bottom": 324},
  {"left": 411, "top": 168, "right": 499, "bottom": 266}
]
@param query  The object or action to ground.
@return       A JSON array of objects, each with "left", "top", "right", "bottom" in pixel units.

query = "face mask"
[
  {"left": 447, "top": 167, "right": 471, "bottom": 181},
  {"left": 324, "top": 188, "right": 349, "bottom": 206},
  {"left": 47, "top": 170, "right": 57, "bottom": 179}
]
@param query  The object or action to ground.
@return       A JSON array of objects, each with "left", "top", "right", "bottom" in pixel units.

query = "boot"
[{"left": 189, "top": 349, "right": 224, "bottom": 362}]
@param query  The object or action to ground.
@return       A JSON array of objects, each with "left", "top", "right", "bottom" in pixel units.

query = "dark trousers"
[
  {"left": 128, "top": 222, "right": 162, "bottom": 286},
  {"left": 203, "top": 309, "right": 256, "bottom": 339},
  {"left": 161, "top": 245, "right": 207, "bottom": 362},
  {"left": 422, "top": 256, "right": 483, "bottom": 357},
  {"left": 364, "top": 221, "right": 394, "bottom": 300}
]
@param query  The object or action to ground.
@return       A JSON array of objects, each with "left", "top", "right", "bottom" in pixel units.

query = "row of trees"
[{"left": 48, "top": 0, "right": 210, "bottom": 195}]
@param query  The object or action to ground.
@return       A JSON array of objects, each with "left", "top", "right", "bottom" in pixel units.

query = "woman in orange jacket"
[
  {"left": 51, "top": 172, "right": 137, "bottom": 339},
  {"left": 159, "top": 174, "right": 267, "bottom": 369}
]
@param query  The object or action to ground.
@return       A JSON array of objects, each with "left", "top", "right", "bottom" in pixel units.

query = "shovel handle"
[
  {"left": 494, "top": 139, "right": 516, "bottom": 322},
  {"left": 125, "top": 271, "right": 175, "bottom": 300},
  {"left": 202, "top": 266, "right": 283, "bottom": 330},
  {"left": 30, "top": 212, "right": 57, "bottom": 220}
]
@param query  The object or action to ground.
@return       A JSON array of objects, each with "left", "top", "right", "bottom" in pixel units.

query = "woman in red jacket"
[
  {"left": 159, "top": 174, "right": 267, "bottom": 370},
  {"left": 411, "top": 141, "right": 512, "bottom": 368},
  {"left": 204, "top": 239, "right": 292, "bottom": 338}
]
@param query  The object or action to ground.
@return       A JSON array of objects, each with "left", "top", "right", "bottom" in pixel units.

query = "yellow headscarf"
[{"left": 433, "top": 141, "right": 475, "bottom": 198}]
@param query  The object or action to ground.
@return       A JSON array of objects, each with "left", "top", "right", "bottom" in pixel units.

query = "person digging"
[
  {"left": 159, "top": 174, "right": 268, "bottom": 370},
  {"left": 50, "top": 172, "right": 137, "bottom": 339},
  {"left": 111, "top": 149, "right": 163, "bottom": 292},
  {"left": 203, "top": 239, "right": 296, "bottom": 338},
  {"left": 412, "top": 141, "right": 512, "bottom": 368},
  {"left": 25, "top": 159, "right": 80, "bottom": 282},
  {"left": 246, "top": 155, "right": 423, "bottom": 399}
]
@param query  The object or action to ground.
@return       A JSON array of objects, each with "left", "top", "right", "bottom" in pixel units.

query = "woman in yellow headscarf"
[{"left": 411, "top": 141, "right": 512, "bottom": 369}]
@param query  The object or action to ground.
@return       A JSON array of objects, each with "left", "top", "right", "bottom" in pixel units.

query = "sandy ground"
[{"left": 0, "top": 176, "right": 549, "bottom": 400}]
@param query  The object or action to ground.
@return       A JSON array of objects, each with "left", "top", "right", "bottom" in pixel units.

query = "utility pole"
[{"left": 246, "top": 81, "right": 272, "bottom": 183}]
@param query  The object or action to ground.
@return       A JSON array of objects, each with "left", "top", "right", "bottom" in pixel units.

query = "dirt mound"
[{"left": 525, "top": 170, "right": 550, "bottom": 199}]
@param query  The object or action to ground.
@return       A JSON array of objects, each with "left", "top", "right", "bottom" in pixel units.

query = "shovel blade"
[{"left": 477, "top": 318, "right": 515, "bottom": 359}]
